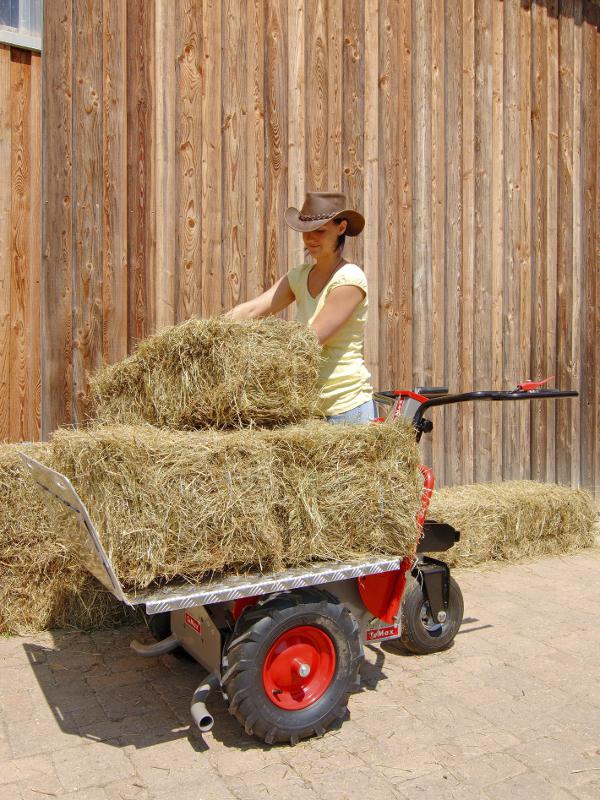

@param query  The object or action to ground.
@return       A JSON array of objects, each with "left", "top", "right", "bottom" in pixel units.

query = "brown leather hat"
[{"left": 284, "top": 192, "right": 365, "bottom": 236}]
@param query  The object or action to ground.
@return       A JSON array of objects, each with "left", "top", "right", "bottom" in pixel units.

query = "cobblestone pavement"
[{"left": 1, "top": 549, "right": 600, "bottom": 800}]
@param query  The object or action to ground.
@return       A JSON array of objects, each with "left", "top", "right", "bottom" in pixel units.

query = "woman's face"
[{"left": 302, "top": 219, "right": 347, "bottom": 259}]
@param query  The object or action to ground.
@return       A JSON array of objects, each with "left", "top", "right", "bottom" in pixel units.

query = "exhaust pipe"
[
  {"left": 130, "top": 633, "right": 181, "bottom": 657},
  {"left": 190, "top": 674, "right": 219, "bottom": 733}
]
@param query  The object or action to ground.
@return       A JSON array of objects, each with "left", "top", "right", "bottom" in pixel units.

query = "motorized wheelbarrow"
[{"left": 21, "top": 378, "right": 576, "bottom": 745}]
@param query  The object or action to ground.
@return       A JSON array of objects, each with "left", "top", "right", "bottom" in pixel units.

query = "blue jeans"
[{"left": 326, "top": 399, "right": 377, "bottom": 425}]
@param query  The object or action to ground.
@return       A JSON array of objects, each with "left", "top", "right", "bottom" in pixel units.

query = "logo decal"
[
  {"left": 366, "top": 624, "right": 399, "bottom": 642},
  {"left": 185, "top": 613, "right": 202, "bottom": 634}
]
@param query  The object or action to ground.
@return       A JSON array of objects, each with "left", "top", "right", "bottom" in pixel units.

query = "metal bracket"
[{"left": 412, "top": 556, "right": 450, "bottom": 623}]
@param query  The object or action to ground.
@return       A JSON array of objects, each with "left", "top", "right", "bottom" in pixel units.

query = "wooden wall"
[
  {"left": 9, "top": 0, "right": 600, "bottom": 500},
  {"left": 0, "top": 45, "right": 41, "bottom": 442}
]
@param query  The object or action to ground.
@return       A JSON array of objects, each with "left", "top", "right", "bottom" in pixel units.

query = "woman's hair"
[{"left": 336, "top": 219, "right": 347, "bottom": 253}]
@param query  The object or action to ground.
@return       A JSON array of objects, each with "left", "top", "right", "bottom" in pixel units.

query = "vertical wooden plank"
[
  {"left": 72, "top": 0, "right": 104, "bottom": 424},
  {"left": 530, "top": 0, "right": 548, "bottom": 482},
  {"left": 175, "top": 0, "right": 203, "bottom": 320},
  {"left": 342, "top": 0, "right": 364, "bottom": 269},
  {"left": 264, "top": 0, "right": 287, "bottom": 288},
  {"left": 10, "top": 49, "right": 32, "bottom": 440},
  {"left": 222, "top": 0, "right": 247, "bottom": 310},
  {"left": 247, "top": 0, "right": 266, "bottom": 297},
  {"left": 154, "top": 0, "right": 177, "bottom": 329},
  {"left": 595, "top": 10, "right": 600, "bottom": 504},
  {"left": 127, "top": 0, "right": 154, "bottom": 345},
  {"left": 0, "top": 45, "right": 11, "bottom": 440},
  {"left": 502, "top": 0, "right": 522, "bottom": 480},
  {"left": 306, "top": 0, "right": 327, "bottom": 191},
  {"left": 556, "top": 0, "right": 574, "bottom": 484},
  {"left": 102, "top": 0, "right": 128, "bottom": 360},
  {"left": 490, "top": 0, "right": 504, "bottom": 482},
  {"left": 473, "top": 0, "right": 493, "bottom": 481},
  {"left": 461, "top": 0, "right": 475, "bottom": 483},
  {"left": 201, "top": 0, "right": 223, "bottom": 316},
  {"left": 518, "top": 1, "right": 532, "bottom": 479},
  {"left": 431, "top": 0, "right": 445, "bottom": 483},
  {"left": 581, "top": 3, "right": 597, "bottom": 498},
  {"left": 287, "top": 0, "right": 305, "bottom": 271},
  {"left": 327, "top": 0, "right": 343, "bottom": 190},
  {"left": 546, "top": 0, "right": 559, "bottom": 483},
  {"left": 41, "top": 4, "right": 73, "bottom": 436},
  {"left": 571, "top": 0, "right": 583, "bottom": 488},
  {"left": 444, "top": 0, "right": 462, "bottom": 484},
  {"left": 363, "top": 0, "right": 379, "bottom": 387},
  {"left": 412, "top": 0, "right": 432, "bottom": 466},
  {"left": 379, "top": 0, "right": 411, "bottom": 392},
  {"left": 27, "top": 53, "right": 42, "bottom": 439}
]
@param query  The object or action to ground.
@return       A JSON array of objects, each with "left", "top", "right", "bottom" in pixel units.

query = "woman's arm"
[
  {"left": 310, "top": 285, "right": 365, "bottom": 345},
  {"left": 225, "top": 275, "right": 295, "bottom": 320}
]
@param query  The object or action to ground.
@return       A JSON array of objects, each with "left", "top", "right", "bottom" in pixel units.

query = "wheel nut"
[
  {"left": 437, "top": 610, "right": 447, "bottom": 623},
  {"left": 296, "top": 661, "right": 311, "bottom": 678}
]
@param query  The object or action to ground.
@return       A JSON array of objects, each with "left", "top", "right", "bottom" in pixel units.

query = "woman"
[{"left": 227, "top": 191, "right": 375, "bottom": 424}]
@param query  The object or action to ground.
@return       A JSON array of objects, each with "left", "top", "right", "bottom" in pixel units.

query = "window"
[{"left": 0, "top": 0, "right": 42, "bottom": 51}]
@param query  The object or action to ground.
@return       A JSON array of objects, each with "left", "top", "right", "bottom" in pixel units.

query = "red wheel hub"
[{"left": 262, "top": 625, "right": 336, "bottom": 710}]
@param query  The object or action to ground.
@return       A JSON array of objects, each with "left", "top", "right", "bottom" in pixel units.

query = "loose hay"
[
  {"left": 49, "top": 421, "right": 422, "bottom": 592},
  {"left": 428, "top": 480, "right": 597, "bottom": 567},
  {"left": 88, "top": 317, "right": 322, "bottom": 429},
  {"left": 0, "top": 443, "right": 134, "bottom": 635}
]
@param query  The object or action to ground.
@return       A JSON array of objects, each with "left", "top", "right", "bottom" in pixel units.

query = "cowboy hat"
[{"left": 284, "top": 192, "right": 365, "bottom": 236}]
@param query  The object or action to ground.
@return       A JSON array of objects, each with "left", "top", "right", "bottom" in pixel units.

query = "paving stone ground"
[{"left": 1, "top": 548, "right": 600, "bottom": 800}]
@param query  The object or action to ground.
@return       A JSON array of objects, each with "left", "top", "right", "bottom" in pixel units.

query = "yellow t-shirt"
[{"left": 287, "top": 262, "right": 373, "bottom": 416}]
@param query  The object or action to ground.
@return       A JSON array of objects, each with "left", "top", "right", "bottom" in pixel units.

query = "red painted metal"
[
  {"left": 357, "top": 557, "right": 412, "bottom": 623},
  {"left": 232, "top": 596, "right": 259, "bottom": 622},
  {"left": 517, "top": 375, "right": 555, "bottom": 392},
  {"left": 416, "top": 464, "right": 435, "bottom": 529},
  {"left": 391, "top": 390, "right": 429, "bottom": 421},
  {"left": 262, "top": 625, "right": 336, "bottom": 710}
]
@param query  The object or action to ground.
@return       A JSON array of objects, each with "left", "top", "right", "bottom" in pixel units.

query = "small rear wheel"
[
  {"left": 222, "top": 589, "right": 363, "bottom": 745},
  {"left": 399, "top": 576, "right": 464, "bottom": 655}
]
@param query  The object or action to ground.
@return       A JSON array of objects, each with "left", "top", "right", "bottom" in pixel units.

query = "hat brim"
[{"left": 284, "top": 207, "right": 365, "bottom": 236}]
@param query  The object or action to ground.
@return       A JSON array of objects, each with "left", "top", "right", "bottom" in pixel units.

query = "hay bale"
[
  {"left": 0, "top": 443, "right": 133, "bottom": 635},
  {"left": 428, "top": 480, "right": 598, "bottom": 567},
  {"left": 88, "top": 317, "right": 322, "bottom": 429},
  {"left": 49, "top": 421, "right": 422, "bottom": 591}
]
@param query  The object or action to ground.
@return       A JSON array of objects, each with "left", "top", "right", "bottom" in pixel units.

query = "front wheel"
[
  {"left": 399, "top": 576, "right": 464, "bottom": 655},
  {"left": 222, "top": 589, "right": 363, "bottom": 745}
]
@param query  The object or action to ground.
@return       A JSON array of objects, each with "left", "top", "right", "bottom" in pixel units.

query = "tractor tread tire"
[{"left": 222, "top": 589, "right": 362, "bottom": 745}]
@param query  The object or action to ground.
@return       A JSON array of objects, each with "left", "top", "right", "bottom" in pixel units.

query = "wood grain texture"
[
  {"left": 102, "top": 0, "right": 128, "bottom": 363},
  {"left": 430, "top": 0, "right": 445, "bottom": 484},
  {"left": 342, "top": 0, "right": 364, "bottom": 269},
  {"left": 461, "top": 0, "right": 475, "bottom": 483},
  {"left": 287, "top": 0, "right": 305, "bottom": 272},
  {"left": 306, "top": 0, "right": 328, "bottom": 191},
  {"left": 222, "top": 0, "right": 247, "bottom": 310},
  {"left": 545, "top": 0, "right": 560, "bottom": 483},
  {"left": 153, "top": 0, "right": 177, "bottom": 330},
  {"left": 126, "top": 0, "right": 153, "bottom": 345},
  {"left": 327, "top": 0, "right": 343, "bottom": 190},
  {"left": 72, "top": 0, "right": 104, "bottom": 425},
  {"left": 363, "top": 0, "right": 379, "bottom": 387},
  {"left": 247, "top": 0, "right": 267, "bottom": 298},
  {"left": 41, "top": 5, "right": 73, "bottom": 437},
  {"left": 265, "top": 0, "right": 287, "bottom": 290},
  {"left": 201, "top": 0, "right": 223, "bottom": 316},
  {"left": 531, "top": 0, "right": 549, "bottom": 481},
  {"left": 27, "top": 52, "right": 41, "bottom": 439},
  {"left": 444, "top": 0, "right": 463, "bottom": 484},
  {"left": 412, "top": 0, "right": 432, "bottom": 467},
  {"left": 473, "top": 0, "right": 493, "bottom": 480},
  {"left": 175, "top": 0, "right": 203, "bottom": 320},
  {"left": 490, "top": 0, "right": 504, "bottom": 482},
  {"left": 556, "top": 0, "right": 575, "bottom": 484},
  {"left": 0, "top": 45, "right": 11, "bottom": 440}
]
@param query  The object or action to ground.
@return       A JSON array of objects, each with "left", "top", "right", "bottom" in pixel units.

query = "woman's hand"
[
  {"left": 311, "top": 285, "right": 365, "bottom": 345},
  {"left": 224, "top": 276, "right": 295, "bottom": 320}
]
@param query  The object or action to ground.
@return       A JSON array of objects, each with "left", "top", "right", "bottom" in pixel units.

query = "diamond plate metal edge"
[{"left": 136, "top": 557, "right": 405, "bottom": 614}]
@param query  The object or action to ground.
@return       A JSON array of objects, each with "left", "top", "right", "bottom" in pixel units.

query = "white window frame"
[{"left": 0, "top": 1, "right": 42, "bottom": 52}]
